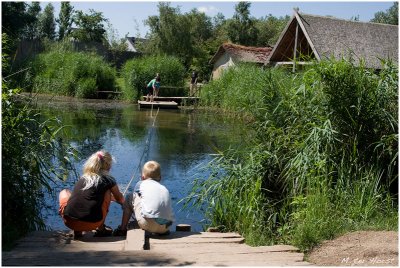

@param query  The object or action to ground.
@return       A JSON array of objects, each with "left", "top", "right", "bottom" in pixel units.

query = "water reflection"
[{"left": 36, "top": 98, "right": 249, "bottom": 232}]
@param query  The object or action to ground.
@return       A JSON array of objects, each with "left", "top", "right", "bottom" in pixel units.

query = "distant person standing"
[
  {"left": 189, "top": 71, "right": 198, "bottom": 97},
  {"left": 146, "top": 76, "right": 161, "bottom": 102}
]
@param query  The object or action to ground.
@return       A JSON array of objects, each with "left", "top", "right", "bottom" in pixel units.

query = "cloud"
[{"left": 197, "top": 5, "right": 218, "bottom": 15}]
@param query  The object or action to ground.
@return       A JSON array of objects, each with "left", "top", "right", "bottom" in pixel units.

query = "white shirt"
[{"left": 137, "top": 179, "right": 174, "bottom": 222}]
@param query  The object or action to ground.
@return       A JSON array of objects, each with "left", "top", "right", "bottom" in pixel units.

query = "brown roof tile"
[{"left": 210, "top": 43, "right": 273, "bottom": 64}]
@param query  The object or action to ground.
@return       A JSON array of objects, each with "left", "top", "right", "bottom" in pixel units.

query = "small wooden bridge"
[
  {"left": 2, "top": 228, "right": 310, "bottom": 266},
  {"left": 138, "top": 96, "right": 200, "bottom": 109}
]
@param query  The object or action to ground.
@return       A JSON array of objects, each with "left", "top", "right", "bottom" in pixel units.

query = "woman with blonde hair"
[{"left": 59, "top": 150, "right": 125, "bottom": 238}]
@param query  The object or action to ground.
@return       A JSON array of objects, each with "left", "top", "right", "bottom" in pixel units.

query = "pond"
[{"left": 35, "top": 97, "right": 250, "bottom": 232}]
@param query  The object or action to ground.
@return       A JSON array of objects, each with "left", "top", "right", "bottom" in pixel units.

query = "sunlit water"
[{"left": 35, "top": 98, "right": 249, "bottom": 232}]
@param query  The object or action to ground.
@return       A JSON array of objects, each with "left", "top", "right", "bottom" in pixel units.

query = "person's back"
[
  {"left": 113, "top": 160, "right": 174, "bottom": 236},
  {"left": 147, "top": 78, "right": 161, "bottom": 89},
  {"left": 65, "top": 174, "right": 116, "bottom": 222},
  {"left": 137, "top": 178, "right": 173, "bottom": 222},
  {"left": 59, "top": 150, "right": 125, "bottom": 238}
]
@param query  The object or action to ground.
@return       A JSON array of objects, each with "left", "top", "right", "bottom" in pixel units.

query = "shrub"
[
  {"left": 2, "top": 88, "right": 77, "bottom": 250},
  {"left": 121, "top": 55, "right": 185, "bottom": 101},
  {"left": 31, "top": 50, "right": 117, "bottom": 98}
]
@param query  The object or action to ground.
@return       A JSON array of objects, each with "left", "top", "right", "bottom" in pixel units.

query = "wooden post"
[
  {"left": 176, "top": 224, "right": 191, "bottom": 232},
  {"left": 293, "top": 23, "right": 299, "bottom": 73},
  {"left": 124, "top": 229, "right": 146, "bottom": 250}
]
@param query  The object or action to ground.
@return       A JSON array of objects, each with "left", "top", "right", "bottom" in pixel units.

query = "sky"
[{"left": 40, "top": 1, "right": 395, "bottom": 38}]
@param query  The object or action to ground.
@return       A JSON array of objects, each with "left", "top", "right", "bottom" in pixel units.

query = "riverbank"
[{"left": 19, "top": 92, "right": 134, "bottom": 109}]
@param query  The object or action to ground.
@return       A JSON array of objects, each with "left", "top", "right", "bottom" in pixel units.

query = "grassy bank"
[{"left": 187, "top": 59, "right": 398, "bottom": 251}]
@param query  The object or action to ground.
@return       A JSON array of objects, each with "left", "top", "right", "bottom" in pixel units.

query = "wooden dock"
[
  {"left": 2, "top": 229, "right": 310, "bottom": 266},
  {"left": 141, "top": 96, "right": 200, "bottom": 105},
  {"left": 138, "top": 100, "right": 178, "bottom": 109}
]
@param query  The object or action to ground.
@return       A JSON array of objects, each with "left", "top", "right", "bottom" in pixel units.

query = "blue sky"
[{"left": 41, "top": 1, "right": 395, "bottom": 38}]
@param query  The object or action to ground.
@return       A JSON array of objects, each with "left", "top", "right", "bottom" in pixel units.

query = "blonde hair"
[
  {"left": 82, "top": 150, "right": 113, "bottom": 190},
  {"left": 142, "top": 161, "right": 161, "bottom": 181}
]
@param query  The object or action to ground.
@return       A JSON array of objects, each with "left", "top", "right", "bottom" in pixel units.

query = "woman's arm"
[{"left": 110, "top": 185, "right": 125, "bottom": 205}]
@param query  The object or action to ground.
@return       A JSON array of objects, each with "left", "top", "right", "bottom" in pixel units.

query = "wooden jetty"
[
  {"left": 141, "top": 96, "right": 200, "bottom": 105},
  {"left": 2, "top": 228, "right": 310, "bottom": 266},
  {"left": 138, "top": 100, "right": 178, "bottom": 109}
]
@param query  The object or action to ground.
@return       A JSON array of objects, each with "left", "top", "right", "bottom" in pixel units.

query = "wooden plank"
[
  {"left": 3, "top": 230, "right": 310, "bottom": 266},
  {"left": 149, "top": 232, "right": 245, "bottom": 245},
  {"left": 150, "top": 231, "right": 242, "bottom": 239},
  {"left": 97, "top": 91, "right": 122, "bottom": 94},
  {"left": 138, "top": 100, "right": 178, "bottom": 109},
  {"left": 124, "top": 229, "right": 146, "bottom": 250},
  {"left": 2, "top": 250, "right": 185, "bottom": 266},
  {"left": 151, "top": 237, "right": 245, "bottom": 245}
]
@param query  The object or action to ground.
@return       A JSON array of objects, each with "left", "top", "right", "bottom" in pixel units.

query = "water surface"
[{"left": 36, "top": 97, "right": 249, "bottom": 232}]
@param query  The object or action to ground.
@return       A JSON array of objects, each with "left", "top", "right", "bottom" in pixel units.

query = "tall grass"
[
  {"left": 188, "top": 59, "right": 398, "bottom": 250},
  {"left": 121, "top": 55, "right": 185, "bottom": 101},
  {"left": 201, "top": 63, "right": 271, "bottom": 118},
  {"left": 2, "top": 86, "right": 77, "bottom": 250},
  {"left": 31, "top": 49, "right": 117, "bottom": 98},
  {"left": 2, "top": 35, "right": 78, "bottom": 249}
]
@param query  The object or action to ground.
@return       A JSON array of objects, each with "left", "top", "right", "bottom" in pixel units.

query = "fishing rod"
[{"left": 122, "top": 106, "right": 160, "bottom": 196}]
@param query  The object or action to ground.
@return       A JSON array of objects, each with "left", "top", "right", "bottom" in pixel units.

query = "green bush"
[
  {"left": 121, "top": 55, "right": 185, "bottom": 101},
  {"left": 31, "top": 50, "right": 117, "bottom": 98}
]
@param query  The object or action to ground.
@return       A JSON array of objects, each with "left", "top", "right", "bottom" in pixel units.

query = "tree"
[
  {"left": 23, "top": 2, "right": 41, "bottom": 40},
  {"left": 145, "top": 3, "right": 193, "bottom": 65},
  {"left": 187, "top": 9, "right": 213, "bottom": 43},
  {"left": 2, "top": 2, "right": 31, "bottom": 38},
  {"left": 38, "top": 3, "right": 56, "bottom": 40},
  {"left": 255, "top": 15, "right": 290, "bottom": 46},
  {"left": 226, "top": 1, "right": 258, "bottom": 46},
  {"left": 371, "top": 2, "right": 398, "bottom": 25},
  {"left": 57, "top": 2, "right": 74, "bottom": 40},
  {"left": 71, "top": 9, "right": 107, "bottom": 42}
]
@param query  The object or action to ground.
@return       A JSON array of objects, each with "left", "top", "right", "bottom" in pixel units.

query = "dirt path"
[{"left": 308, "top": 231, "right": 398, "bottom": 266}]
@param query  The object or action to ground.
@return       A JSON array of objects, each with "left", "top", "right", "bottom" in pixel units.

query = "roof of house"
[
  {"left": 210, "top": 43, "right": 273, "bottom": 64},
  {"left": 267, "top": 11, "right": 398, "bottom": 69},
  {"left": 125, "top": 37, "right": 148, "bottom": 52},
  {"left": 126, "top": 37, "right": 147, "bottom": 45}
]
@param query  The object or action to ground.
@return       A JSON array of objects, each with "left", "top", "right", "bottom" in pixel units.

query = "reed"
[
  {"left": 188, "top": 59, "right": 398, "bottom": 250},
  {"left": 2, "top": 88, "right": 77, "bottom": 250},
  {"left": 31, "top": 49, "right": 117, "bottom": 98},
  {"left": 2, "top": 35, "right": 77, "bottom": 249}
]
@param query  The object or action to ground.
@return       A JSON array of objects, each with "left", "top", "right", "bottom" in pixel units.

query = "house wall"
[
  {"left": 125, "top": 40, "right": 137, "bottom": 52},
  {"left": 211, "top": 52, "right": 234, "bottom": 80}
]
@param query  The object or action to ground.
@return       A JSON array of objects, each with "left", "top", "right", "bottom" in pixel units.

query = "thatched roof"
[
  {"left": 267, "top": 11, "right": 398, "bottom": 69},
  {"left": 210, "top": 43, "right": 273, "bottom": 64}
]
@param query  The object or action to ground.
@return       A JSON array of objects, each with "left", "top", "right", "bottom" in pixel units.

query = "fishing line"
[{"left": 122, "top": 107, "right": 160, "bottom": 195}]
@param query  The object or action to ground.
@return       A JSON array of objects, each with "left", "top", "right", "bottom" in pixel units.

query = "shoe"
[
  {"left": 113, "top": 226, "right": 127, "bottom": 236},
  {"left": 74, "top": 231, "right": 83, "bottom": 238},
  {"left": 93, "top": 224, "right": 113, "bottom": 237}
]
